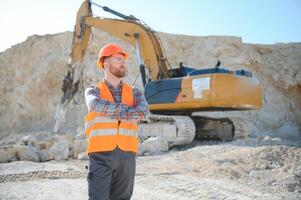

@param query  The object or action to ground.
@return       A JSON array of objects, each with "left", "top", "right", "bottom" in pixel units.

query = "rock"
[
  {"left": 282, "top": 174, "right": 301, "bottom": 192},
  {"left": 38, "top": 149, "right": 54, "bottom": 162},
  {"left": 54, "top": 133, "right": 75, "bottom": 143},
  {"left": 294, "top": 169, "right": 301, "bottom": 178},
  {"left": 49, "top": 140, "right": 70, "bottom": 160},
  {"left": 0, "top": 145, "right": 19, "bottom": 162},
  {"left": 19, "top": 135, "right": 31, "bottom": 145},
  {"left": 74, "top": 139, "right": 88, "bottom": 158},
  {"left": 249, "top": 171, "right": 257, "bottom": 177},
  {"left": 272, "top": 137, "right": 282, "bottom": 145},
  {"left": 76, "top": 126, "right": 85, "bottom": 136},
  {"left": 16, "top": 146, "right": 40, "bottom": 162},
  {"left": 259, "top": 151, "right": 269, "bottom": 159},
  {"left": 256, "top": 161, "right": 269, "bottom": 170},
  {"left": 267, "top": 179, "right": 277, "bottom": 186},
  {"left": 285, "top": 183, "right": 298, "bottom": 192},
  {"left": 75, "top": 132, "right": 86, "bottom": 140},
  {"left": 138, "top": 136, "right": 169, "bottom": 156},
  {"left": 0, "top": 133, "right": 25, "bottom": 146},
  {"left": 54, "top": 134, "right": 75, "bottom": 158},
  {"left": 261, "top": 136, "right": 271, "bottom": 141},
  {"left": 78, "top": 152, "right": 88, "bottom": 160},
  {"left": 20, "top": 131, "right": 54, "bottom": 150},
  {"left": 260, "top": 136, "right": 282, "bottom": 145},
  {"left": 228, "top": 169, "right": 241, "bottom": 179},
  {"left": 68, "top": 143, "right": 75, "bottom": 159}
]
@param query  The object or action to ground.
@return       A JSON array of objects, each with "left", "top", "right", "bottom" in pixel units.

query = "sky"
[{"left": 0, "top": 0, "right": 300, "bottom": 52}]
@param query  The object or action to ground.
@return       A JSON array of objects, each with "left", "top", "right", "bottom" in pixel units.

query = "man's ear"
[{"left": 103, "top": 62, "right": 109, "bottom": 70}]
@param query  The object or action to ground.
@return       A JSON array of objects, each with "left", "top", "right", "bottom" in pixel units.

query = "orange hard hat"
[{"left": 96, "top": 43, "right": 129, "bottom": 68}]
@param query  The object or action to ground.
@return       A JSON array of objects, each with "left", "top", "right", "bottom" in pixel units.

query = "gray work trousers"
[{"left": 87, "top": 147, "right": 136, "bottom": 200}]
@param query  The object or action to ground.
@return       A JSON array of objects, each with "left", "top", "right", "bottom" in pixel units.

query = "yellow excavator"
[{"left": 55, "top": 0, "right": 262, "bottom": 147}]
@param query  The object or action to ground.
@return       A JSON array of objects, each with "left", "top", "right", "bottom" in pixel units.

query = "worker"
[{"left": 84, "top": 43, "right": 149, "bottom": 200}]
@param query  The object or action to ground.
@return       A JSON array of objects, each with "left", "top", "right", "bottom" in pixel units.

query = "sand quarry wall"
[{"left": 0, "top": 30, "right": 300, "bottom": 139}]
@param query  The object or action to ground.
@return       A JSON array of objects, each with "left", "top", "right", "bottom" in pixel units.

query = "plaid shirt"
[{"left": 85, "top": 80, "right": 149, "bottom": 120}]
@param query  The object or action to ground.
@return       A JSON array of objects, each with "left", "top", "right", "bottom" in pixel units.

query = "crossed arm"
[{"left": 85, "top": 85, "right": 150, "bottom": 121}]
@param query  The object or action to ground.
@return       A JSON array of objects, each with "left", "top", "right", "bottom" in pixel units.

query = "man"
[{"left": 84, "top": 43, "right": 149, "bottom": 200}]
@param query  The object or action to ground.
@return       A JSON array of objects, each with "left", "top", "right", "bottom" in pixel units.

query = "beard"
[{"left": 110, "top": 66, "right": 127, "bottom": 78}]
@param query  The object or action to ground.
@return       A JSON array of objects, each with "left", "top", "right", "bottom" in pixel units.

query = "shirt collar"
[{"left": 103, "top": 79, "right": 123, "bottom": 90}]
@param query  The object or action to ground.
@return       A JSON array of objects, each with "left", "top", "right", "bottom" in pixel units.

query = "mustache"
[{"left": 109, "top": 67, "right": 127, "bottom": 78}]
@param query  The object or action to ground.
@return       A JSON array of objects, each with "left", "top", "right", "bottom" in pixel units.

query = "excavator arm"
[{"left": 60, "top": 1, "right": 92, "bottom": 106}]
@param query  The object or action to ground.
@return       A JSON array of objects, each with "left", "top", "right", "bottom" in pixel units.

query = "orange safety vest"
[{"left": 84, "top": 81, "right": 138, "bottom": 154}]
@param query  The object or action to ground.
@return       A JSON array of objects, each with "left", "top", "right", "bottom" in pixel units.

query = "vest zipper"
[{"left": 117, "top": 120, "right": 121, "bottom": 134}]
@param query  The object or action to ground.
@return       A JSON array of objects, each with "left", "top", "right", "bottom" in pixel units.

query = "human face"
[{"left": 104, "top": 54, "right": 127, "bottom": 78}]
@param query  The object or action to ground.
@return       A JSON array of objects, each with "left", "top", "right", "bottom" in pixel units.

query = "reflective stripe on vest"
[
  {"left": 84, "top": 81, "right": 138, "bottom": 154},
  {"left": 85, "top": 113, "right": 117, "bottom": 136},
  {"left": 90, "top": 129, "right": 117, "bottom": 137}
]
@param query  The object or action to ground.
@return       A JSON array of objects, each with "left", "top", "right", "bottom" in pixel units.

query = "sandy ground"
[{"left": 0, "top": 138, "right": 300, "bottom": 200}]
